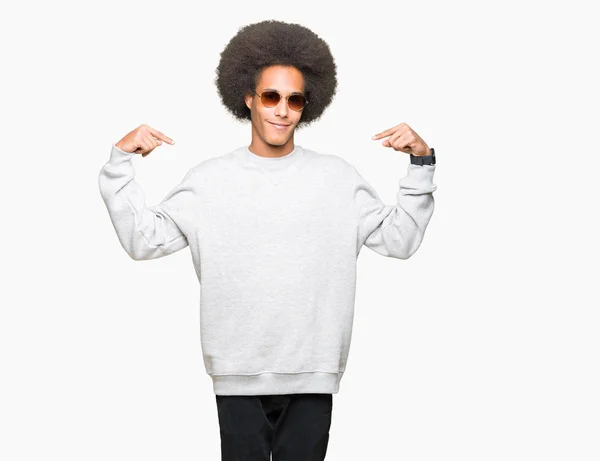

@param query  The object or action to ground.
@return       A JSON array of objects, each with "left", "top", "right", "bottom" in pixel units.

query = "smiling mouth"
[{"left": 268, "top": 121, "right": 290, "bottom": 128}]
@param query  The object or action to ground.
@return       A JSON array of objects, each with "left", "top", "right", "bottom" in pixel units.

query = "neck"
[{"left": 248, "top": 126, "right": 295, "bottom": 158}]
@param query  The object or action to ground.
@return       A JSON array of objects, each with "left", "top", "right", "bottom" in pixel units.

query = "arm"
[
  {"left": 98, "top": 143, "right": 196, "bottom": 261},
  {"left": 354, "top": 163, "right": 437, "bottom": 259}
]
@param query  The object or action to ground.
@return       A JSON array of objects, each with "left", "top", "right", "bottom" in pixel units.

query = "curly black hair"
[{"left": 214, "top": 20, "right": 338, "bottom": 129}]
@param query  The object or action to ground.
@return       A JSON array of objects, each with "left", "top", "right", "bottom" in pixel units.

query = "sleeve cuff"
[
  {"left": 109, "top": 143, "right": 136, "bottom": 164},
  {"left": 400, "top": 163, "right": 437, "bottom": 194}
]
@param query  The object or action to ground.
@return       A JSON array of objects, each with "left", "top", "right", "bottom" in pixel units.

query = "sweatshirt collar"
[
  {"left": 244, "top": 145, "right": 302, "bottom": 164},
  {"left": 238, "top": 145, "right": 307, "bottom": 187}
]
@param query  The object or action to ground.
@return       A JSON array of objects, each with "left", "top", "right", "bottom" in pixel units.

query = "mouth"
[{"left": 268, "top": 121, "right": 291, "bottom": 129}]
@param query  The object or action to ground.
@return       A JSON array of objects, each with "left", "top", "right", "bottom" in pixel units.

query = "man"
[{"left": 98, "top": 19, "right": 437, "bottom": 461}]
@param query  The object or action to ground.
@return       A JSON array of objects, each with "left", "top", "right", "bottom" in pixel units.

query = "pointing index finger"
[
  {"left": 147, "top": 126, "right": 175, "bottom": 144},
  {"left": 372, "top": 123, "right": 403, "bottom": 139},
  {"left": 372, "top": 128, "right": 393, "bottom": 139}
]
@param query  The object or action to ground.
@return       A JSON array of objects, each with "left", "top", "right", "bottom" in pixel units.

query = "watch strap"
[{"left": 410, "top": 147, "right": 436, "bottom": 165}]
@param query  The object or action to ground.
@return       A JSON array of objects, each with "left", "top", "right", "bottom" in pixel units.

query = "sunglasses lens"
[
  {"left": 257, "top": 91, "right": 306, "bottom": 111},
  {"left": 261, "top": 91, "right": 280, "bottom": 107},
  {"left": 288, "top": 94, "right": 306, "bottom": 111}
]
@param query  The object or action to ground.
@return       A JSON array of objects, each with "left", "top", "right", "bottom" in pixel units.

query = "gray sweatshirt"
[{"left": 98, "top": 143, "right": 437, "bottom": 395}]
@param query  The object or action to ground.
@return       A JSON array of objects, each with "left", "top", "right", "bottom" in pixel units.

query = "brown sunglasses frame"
[{"left": 251, "top": 89, "right": 309, "bottom": 112}]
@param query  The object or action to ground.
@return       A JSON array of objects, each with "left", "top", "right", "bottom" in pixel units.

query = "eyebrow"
[{"left": 262, "top": 88, "right": 305, "bottom": 95}]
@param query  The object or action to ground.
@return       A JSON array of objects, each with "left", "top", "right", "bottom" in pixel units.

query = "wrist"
[{"left": 410, "top": 147, "right": 436, "bottom": 165}]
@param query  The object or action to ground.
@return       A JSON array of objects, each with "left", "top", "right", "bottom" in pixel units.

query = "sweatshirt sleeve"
[
  {"left": 353, "top": 162, "right": 437, "bottom": 259},
  {"left": 98, "top": 144, "right": 197, "bottom": 261}
]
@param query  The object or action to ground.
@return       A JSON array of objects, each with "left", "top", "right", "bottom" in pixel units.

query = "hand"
[
  {"left": 372, "top": 123, "right": 431, "bottom": 157},
  {"left": 115, "top": 124, "right": 175, "bottom": 157}
]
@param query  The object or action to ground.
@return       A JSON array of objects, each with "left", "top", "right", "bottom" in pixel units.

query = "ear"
[{"left": 244, "top": 91, "right": 253, "bottom": 110}]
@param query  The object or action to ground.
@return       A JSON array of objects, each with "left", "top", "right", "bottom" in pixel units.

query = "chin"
[
  {"left": 266, "top": 139, "right": 289, "bottom": 147},
  {"left": 264, "top": 134, "right": 292, "bottom": 146}
]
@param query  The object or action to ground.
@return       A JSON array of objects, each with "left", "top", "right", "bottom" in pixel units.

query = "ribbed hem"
[{"left": 211, "top": 371, "right": 344, "bottom": 396}]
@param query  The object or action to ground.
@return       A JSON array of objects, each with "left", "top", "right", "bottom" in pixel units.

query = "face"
[{"left": 244, "top": 65, "right": 305, "bottom": 155}]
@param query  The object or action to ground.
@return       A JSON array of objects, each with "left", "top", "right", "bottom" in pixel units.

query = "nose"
[{"left": 274, "top": 97, "right": 288, "bottom": 117}]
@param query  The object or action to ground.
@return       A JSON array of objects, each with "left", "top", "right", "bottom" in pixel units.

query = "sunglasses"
[{"left": 252, "top": 89, "right": 309, "bottom": 112}]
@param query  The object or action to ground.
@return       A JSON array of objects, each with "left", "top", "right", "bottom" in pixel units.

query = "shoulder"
[
  {"left": 302, "top": 146, "right": 356, "bottom": 176},
  {"left": 187, "top": 149, "right": 237, "bottom": 177}
]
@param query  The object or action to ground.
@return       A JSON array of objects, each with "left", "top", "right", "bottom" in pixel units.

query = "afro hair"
[{"left": 214, "top": 20, "right": 338, "bottom": 129}]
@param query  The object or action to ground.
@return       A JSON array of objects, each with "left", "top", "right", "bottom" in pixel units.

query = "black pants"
[{"left": 215, "top": 393, "right": 333, "bottom": 461}]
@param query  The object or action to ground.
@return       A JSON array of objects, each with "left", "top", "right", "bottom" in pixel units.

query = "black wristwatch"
[{"left": 410, "top": 147, "right": 436, "bottom": 165}]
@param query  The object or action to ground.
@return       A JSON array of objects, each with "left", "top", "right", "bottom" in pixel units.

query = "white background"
[{"left": 1, "top": 1, "right": 598, "bottom": 460}]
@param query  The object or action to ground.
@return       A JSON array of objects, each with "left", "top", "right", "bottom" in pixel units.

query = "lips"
[{"left": 268, "top": 121, "right": 290, "bottom": 128}]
